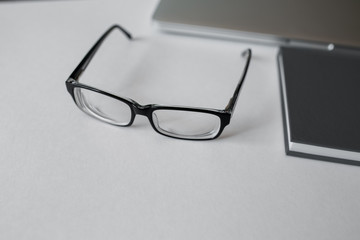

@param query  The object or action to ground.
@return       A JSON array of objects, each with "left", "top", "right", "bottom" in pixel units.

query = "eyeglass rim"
[{"left": 66, "top": 79, "right": 231, "bottom": 140}]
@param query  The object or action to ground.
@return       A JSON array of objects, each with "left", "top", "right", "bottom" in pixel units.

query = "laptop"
[
  {"left": 153, "top": 0, "right": 360, "bottom": 165},
  {"left": 153, "top": 0, "right": 360, "bottom": 48}
]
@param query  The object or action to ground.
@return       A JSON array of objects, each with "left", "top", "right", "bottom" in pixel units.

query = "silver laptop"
[{"left": 153, "top": 0, "right": 360, "bottom": 48}]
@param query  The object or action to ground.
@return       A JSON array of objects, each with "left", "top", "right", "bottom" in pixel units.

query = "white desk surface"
[{"left": 0, "top": 1, "right": 359, "bottom": 239}]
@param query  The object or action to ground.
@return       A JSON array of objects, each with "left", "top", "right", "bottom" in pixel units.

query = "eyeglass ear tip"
[
  {"left": 111, "top": 24, "right": 133, "bottom": 40},
  {"left": 241, "top": 48, "right": 251, "bottom": 57}
]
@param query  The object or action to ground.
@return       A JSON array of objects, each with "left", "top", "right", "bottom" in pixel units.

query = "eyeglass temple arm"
[
  {"left": 69, "top": 24, "right": 132, "bottom": 80},
  {"left": 225, "top": 49, "right": 252, "bottom": 113}
]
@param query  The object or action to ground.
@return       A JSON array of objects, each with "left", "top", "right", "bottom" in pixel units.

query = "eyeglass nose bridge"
[{"left": 131, "top": 103, "right": 153, "bottom": 118}]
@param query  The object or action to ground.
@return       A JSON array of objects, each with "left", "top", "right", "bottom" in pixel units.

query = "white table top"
[{"left": 0, "top": 1, "right": 359, "bottom": 239}]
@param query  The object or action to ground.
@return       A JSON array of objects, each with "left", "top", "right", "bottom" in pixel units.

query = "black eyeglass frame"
[{"left": 65, "top": 24, "right": 252, "bottom": 140}]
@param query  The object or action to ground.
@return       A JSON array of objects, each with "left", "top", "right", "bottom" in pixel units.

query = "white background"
[{"left": 0, "top": 1, "right": 359, "bottom": 239}]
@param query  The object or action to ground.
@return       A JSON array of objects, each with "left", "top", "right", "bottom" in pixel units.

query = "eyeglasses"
[{"left": 65, "top": 24, "right": 252, "bottom": 140}]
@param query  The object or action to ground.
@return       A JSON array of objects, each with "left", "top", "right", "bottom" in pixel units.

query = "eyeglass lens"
[
  {"left": 152, "top": 110, "right": 221, "bottom": 139},
  {"left": 74, "top": 88, "right": 132, "bottom": 126}
]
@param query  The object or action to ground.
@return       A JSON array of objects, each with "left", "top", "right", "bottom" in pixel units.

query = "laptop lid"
[{"left": 153, "top": 0, "right": 360, "bottom": 48}]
